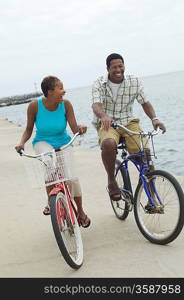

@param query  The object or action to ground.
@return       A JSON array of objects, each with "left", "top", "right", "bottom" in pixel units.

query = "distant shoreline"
[
  {"left": 1, "top": 69, "right": 184, "bottom": 108},
  {"left": 0, "top": 93, "right": 42, "bottom": 107},
  {"left": 0, "top": 97, "right": 34, "bottom": 107}
]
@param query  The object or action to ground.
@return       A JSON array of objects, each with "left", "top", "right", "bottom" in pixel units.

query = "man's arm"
[
  {"left": 141, "top": 101, "right": 156, "bottom": 119},
  {"left": 141, "top": 101, "right": 166, "bottom": 133},
  {"left": 92, "top": 103, "right": 112, "bottom": 131},
  {"left": 92, "top": 80, "right": 112, "bottom": 131}
]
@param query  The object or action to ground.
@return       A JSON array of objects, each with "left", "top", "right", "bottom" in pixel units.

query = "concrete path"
[{"left": 0, "top": 119, "right": 184, "bottom": 278}]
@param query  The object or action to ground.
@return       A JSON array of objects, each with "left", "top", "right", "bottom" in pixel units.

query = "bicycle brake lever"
[
  {"left": 111, "top": 121, "right": 118, "bottom": 129},
  {"left": 18, "top": 148, "right": 24, "bottom": 156}
]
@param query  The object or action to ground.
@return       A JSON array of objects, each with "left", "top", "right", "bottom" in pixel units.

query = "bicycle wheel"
[
  {"left": 50, "top": 191, "right": 83, "bottom": 269},
  {"left": 134, "top": 170, "right": 184, "bottom": 245},
  {"left": 110, "top": 160, "right": 132, "bottom": 220}
]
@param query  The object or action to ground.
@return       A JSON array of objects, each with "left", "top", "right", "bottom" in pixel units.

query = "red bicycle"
[{"left": 19, "top": 133, "right": 83, "bottom": 269}]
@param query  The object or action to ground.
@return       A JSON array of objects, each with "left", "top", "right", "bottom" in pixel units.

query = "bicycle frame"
[
  {"left": 19, "top": 132, "right": 80, "bottom": 225},
  {"left": 118, "top": 149, "right": 163, "bottom": 207},
  {"left": 111, "top": 122, "right": 184, "bottom": 245},
  {"left": 112, "top": 121, "right": 164, "bottom": 207},
  {"left": 18, "top": 132, "right": 85, "bottom": 269},
  {"left": 49, "top": 180, "right": 78, "bottom": 226}
]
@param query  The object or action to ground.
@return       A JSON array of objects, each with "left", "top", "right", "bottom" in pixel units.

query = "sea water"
[{"left": 0, "top": 70, "right": 183, "bottom": 175}]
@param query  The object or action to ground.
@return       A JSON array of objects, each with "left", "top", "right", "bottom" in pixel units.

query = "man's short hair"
[
  {"left": 41, "top": 76, "right": 60, "bottom": 97},
  {"left": 106, "top": 53, "right": 124, "bottom": 68}
]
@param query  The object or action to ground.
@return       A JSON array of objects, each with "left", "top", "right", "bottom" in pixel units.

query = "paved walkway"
[{"left": 0, "top": 119, "right": 184, "bottom": 278}]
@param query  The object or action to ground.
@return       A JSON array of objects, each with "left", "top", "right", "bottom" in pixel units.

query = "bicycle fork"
[
  {"left": 121, "top": 189, "right": 134, "bottom": 211},
  {"left": 142, "top": 175, "right": 163, "bottom": 207},
  {"left": 49, "top": 183, "right": 76, "bottom": 226}
]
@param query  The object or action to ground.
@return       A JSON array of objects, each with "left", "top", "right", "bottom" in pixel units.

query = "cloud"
[{"left": 0, "top": 0, "right": 184, "bottom": 97}]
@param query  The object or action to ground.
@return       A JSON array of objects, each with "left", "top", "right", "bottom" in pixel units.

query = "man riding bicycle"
[{"left": 91, "top": 53, "right": 166, "bottom": 201}]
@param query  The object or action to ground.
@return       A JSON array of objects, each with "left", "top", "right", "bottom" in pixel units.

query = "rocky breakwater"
[{"left": 0, "top": 92, "right": 42, "bottom": 107}]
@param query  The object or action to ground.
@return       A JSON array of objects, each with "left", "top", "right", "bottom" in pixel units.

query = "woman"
[{"left": 15, "top": 75, "right": 90, "bottom": 228}]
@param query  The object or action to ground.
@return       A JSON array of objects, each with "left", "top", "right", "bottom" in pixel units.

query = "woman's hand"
[
  {"left": 15, "top": 144, "right": 24, "bottom": 153},
  {"left": 78, "top": 125, "right": 87, "bottom": 135}
]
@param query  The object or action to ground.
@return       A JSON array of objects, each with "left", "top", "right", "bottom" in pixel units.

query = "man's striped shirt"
[{"left": 91, "top": 74, "right": 147, "bottom": 127}]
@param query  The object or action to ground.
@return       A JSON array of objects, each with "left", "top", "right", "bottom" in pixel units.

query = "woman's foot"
[
  {"left": 78, "top": 212, "right": 91, "bottom": 228},
  {"left": 43, "top": 205, "right": 50, "bottom": 215}
]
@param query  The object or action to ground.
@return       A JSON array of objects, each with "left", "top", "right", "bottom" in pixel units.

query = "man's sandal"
[
  {"left": 78, "top": 215, "right": 91, "bottom": 228},
  {"left": 43, "top": 205, "right": 50, "bottom": 215},
  {"left": 107, "top": 182, "right": 122, "bottom": 201}
]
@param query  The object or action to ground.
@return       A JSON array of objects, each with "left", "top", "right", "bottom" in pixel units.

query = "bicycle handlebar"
[
  {"left": 111, "top": 121, "right": 160, "bottom": 136},
  {"left": 18, "top": 132, "right": 80, "bottom": 158}
]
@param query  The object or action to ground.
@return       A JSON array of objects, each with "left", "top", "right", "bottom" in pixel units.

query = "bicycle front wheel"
[
  {"left": 134, "top": 170, "right": 184, "bottom": 245},
  {"left": 50, "top": 191, "right": 83, "bottom": 269}
]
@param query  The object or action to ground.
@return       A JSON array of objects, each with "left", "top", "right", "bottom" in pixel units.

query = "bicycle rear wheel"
[
  {"left": 134, "top": 170, "right": 184, "bottom": 245},
  {"left": 50, "top": 191, "right": 83, "bottom": 269},
  {"left": 110, "top": 160, "right": 132, "bottom": 220}
]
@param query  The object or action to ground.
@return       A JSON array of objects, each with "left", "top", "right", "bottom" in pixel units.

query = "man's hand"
[
  {"left": 152, "top": 119, "right": 166, "bottom": 133},
  {"left": 100, "top": 115, "right": 113, "bottom": 131}
]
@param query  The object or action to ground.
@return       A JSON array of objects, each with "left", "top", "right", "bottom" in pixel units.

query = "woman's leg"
[
  {"left": 71, "top": 179, "right": 90, "bottom": 227},
  {"left": 33, "top": 142, "right": 54, "bottom": 214}
]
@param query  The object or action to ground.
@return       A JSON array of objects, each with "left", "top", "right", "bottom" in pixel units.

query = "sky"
[{"left": 1, "top": 0, "right": 184, "bottom": 97}]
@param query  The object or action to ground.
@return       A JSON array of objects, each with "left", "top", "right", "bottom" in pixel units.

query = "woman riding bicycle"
[{"left": 15, "top": 75, "right": 90, "bottom": 228}]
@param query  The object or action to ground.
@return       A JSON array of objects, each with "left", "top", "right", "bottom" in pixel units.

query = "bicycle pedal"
[
  {"left": 145, "top": 204, "right": 164, "bottom": 214},
  {"left": 127, "top": 203, "right": 133, "bottom": 212},
  {"left": 155, "top": 206, "right": 164, "bottom": 214},
  {"left": 122, "top": 196, "right": 133, "bottom": 211}
]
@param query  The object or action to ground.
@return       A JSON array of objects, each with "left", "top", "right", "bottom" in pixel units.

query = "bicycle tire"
[
  {"left": 110, "top": 160, "right": 132, "bottom": 220},
  {"left": 134, "top": 169, "right": 184, "bottom": 245},
  {"left": 50, "top": 191, "right": 83, "bottom": 269}
]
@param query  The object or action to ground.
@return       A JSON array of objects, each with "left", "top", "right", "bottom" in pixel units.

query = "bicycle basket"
[
  {"left": 23, "top": 156, "right": 45, "bottom": 189},
  {"left": 43, "top": 146, "right": 76, "bottom": 186},
  {"left": 23, "top": 146, "right": 76, "bottom": 188}
]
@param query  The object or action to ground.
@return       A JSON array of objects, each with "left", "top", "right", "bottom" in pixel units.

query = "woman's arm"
[
  {"left": 15, "top": 101, "right": 37, "bottom": 151},
  {"left": 64, "top": 100, "right": 87, "bottom": 134}
]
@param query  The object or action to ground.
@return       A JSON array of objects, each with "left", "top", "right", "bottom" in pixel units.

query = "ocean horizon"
[{"left": 0, "top": 70, "right": 184, "bottom": 176}]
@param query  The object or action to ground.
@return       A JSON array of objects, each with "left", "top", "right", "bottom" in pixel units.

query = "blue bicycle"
[{"left": 111, "top": 122, "right": 184, "bottom": 245}]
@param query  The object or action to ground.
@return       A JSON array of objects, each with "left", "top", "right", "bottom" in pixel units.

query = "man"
[{"left": 91, "top": 53, "right": 166, "bottom": 201}]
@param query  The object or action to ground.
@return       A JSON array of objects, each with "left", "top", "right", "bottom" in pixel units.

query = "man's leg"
[
  {"left": 98, "top": 127, "right": 121, "bottom": 200},
  {"left": 124, "top": 119, "right": 151, "bottom": 166},
  {"left": 101, "top": 138, "right": 117, "bottom": 185}
]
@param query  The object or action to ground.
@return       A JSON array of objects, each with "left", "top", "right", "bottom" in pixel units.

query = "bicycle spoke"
[
  {"left": 50, "top": 192, "right": 83, "bottom": 268},
  {"left": 134, "top": 170, "right": 184, "bottom": 244}
]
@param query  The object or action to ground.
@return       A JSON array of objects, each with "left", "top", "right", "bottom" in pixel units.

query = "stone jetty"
[{"left": 0, "top": 92, "right": 42, "bottom": 107}]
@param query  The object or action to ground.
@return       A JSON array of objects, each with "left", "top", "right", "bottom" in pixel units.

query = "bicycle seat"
[{"left": 117, "top": 136, "right": 126, "bottom": 149}]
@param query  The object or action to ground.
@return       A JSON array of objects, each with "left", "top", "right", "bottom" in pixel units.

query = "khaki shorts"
[
  {"left": 97, "top": 118, "right": 149, "bottom": 154},
  {"left": 33, "top": 141, "right": 82, "bottom": 197}
]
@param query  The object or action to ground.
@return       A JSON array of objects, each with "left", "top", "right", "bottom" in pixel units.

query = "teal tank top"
[{"left": 32, "top": 97, "right": 71, "bottom": 148}]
